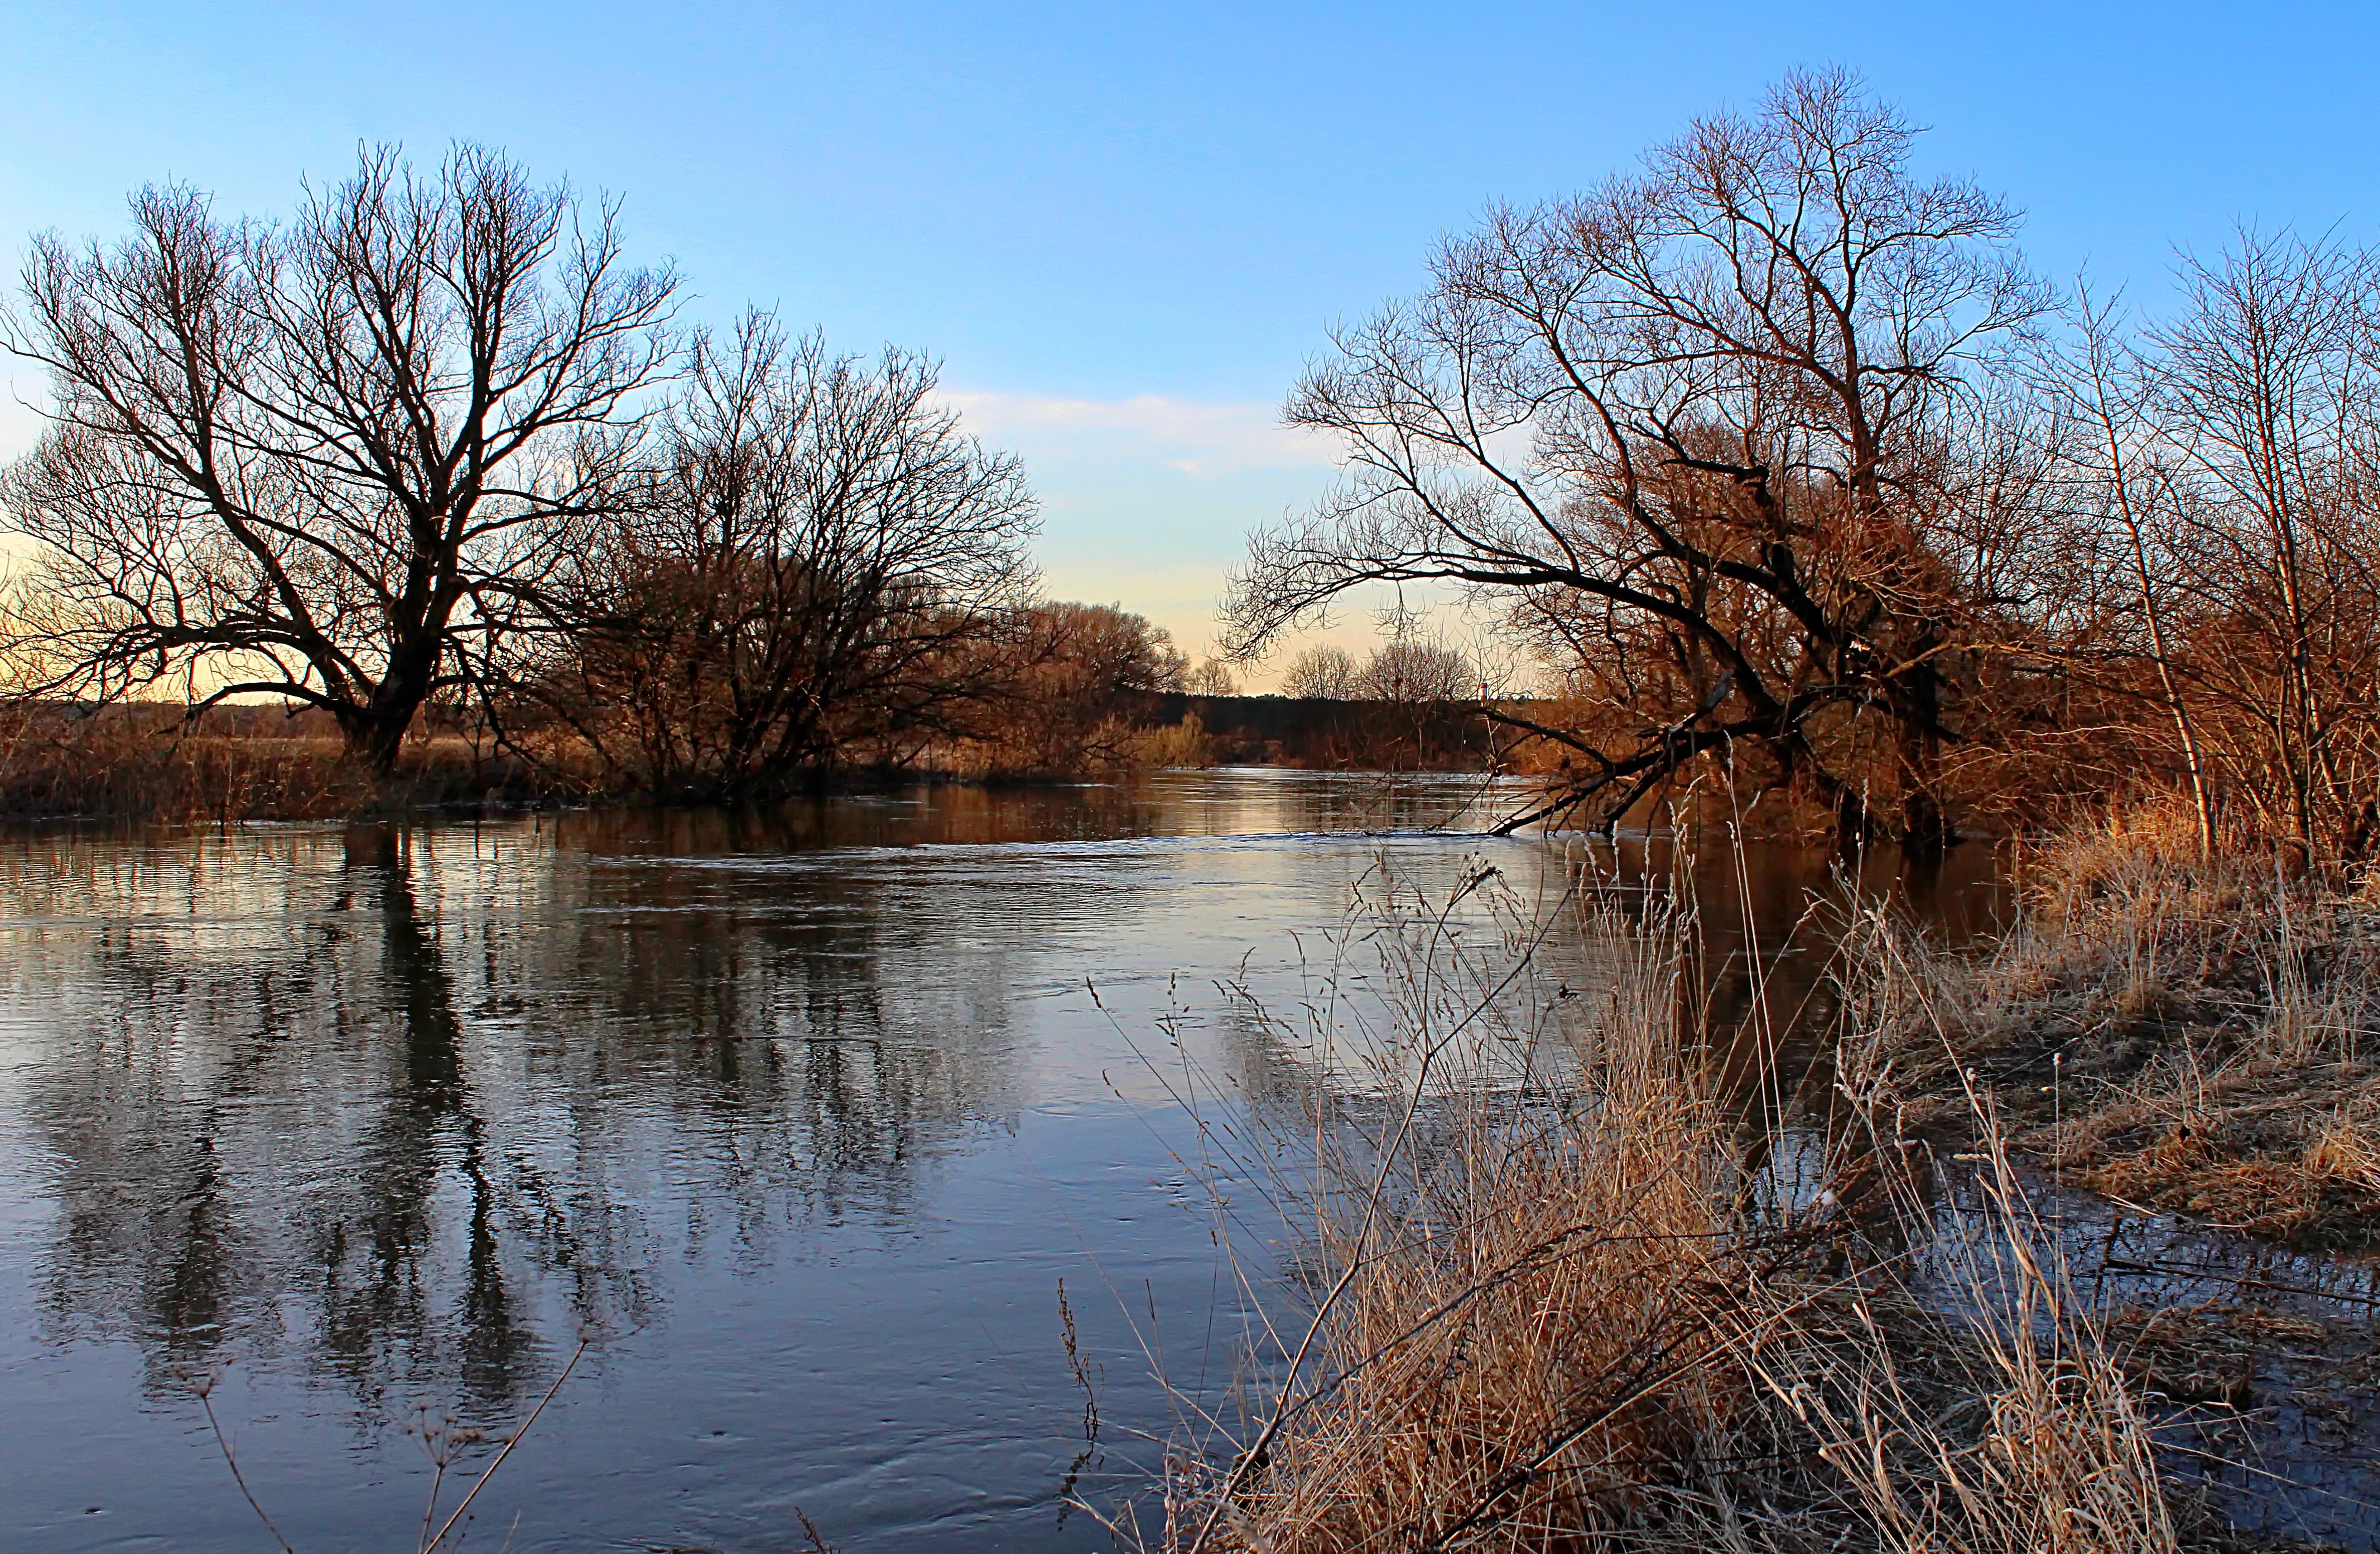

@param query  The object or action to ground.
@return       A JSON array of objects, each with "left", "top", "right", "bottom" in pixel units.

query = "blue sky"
[{"left": 6, "top": 2, "right": 2376, "bottom": 677}]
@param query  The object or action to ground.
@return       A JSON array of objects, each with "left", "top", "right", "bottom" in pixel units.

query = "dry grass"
[
  {"left": 0, "top": 697, "right": 1234, "bottom": 820},
  {"left": 1835, "top": 803, "right": 2380, "bottom": 1249},
  {"left": 0, "top": 704, "right": 556, "bottom": 821},
  {"left": 1128, "top": 713, "right": 1219, "bottom": 770},
  {"left": 1118, "top": 868, "right": 2184, "bottom": 1554},
  {"left": 1166, "top": 909, "right": 1764, "bottom": 1552}
]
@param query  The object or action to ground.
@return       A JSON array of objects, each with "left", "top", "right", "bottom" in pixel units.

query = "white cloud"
[{"left": 936, "top": 388, "right": 1336, "bottom": 477}]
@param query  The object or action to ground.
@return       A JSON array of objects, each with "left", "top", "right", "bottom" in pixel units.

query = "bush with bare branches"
[
  {"left": 1277, "top": 645, "right": 1361, "bottom": 700},
  {"left": 528, "top": 314, "right": 1039, "bottom": 799}
]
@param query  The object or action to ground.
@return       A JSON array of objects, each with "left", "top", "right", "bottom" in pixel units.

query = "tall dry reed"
[{"left": 1124, "top": 857, "right": 2180, "bottom": 1553}]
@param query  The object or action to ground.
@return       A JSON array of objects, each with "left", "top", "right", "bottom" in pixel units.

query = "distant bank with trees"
[
  {"left": 0, "top": 143, "right": 1510, "bottom": 820},
  {"left": 9, "top": 68, "right": 2380, "bottom": 861}
]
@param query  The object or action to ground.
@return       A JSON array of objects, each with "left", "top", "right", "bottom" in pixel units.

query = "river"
[{"left": 0, "top": 768, "right": 1996, "bottom": 1552}]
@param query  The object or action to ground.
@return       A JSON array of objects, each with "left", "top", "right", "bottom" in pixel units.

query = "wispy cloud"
[{"left": 936, "top": 389, "right": 1335, "bottom": 477}]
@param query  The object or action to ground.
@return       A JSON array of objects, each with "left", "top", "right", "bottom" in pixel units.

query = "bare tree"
[
  {"left": 2025, "top": 285, "right": 2219, "bottom": 855},
  {"left": 2147, "top": 233, "right": 2380, "bottom": 858},
  {"left": 965, "top": 602, "right": 1188, "bottom": 772},
  {"left": 1278, "top": 643, "right": 1361, "bottom": 700},
  {"left": 2, "top": 145, "right": 677, "bottom": 771},
  {"left": 542, "top": 313, "right": 1039, "bottom": 798},
  {"left": 1186, "top": 657, "right": 1240, "bottom": 696},
  {"left": 1225, "top": 69, "right": 2052, "bottom": 840},
  {"left": 1356, "top": 638, "right": 1475, "bottom": 702},
  {"left": 1023, "top": 602, "right": 1189, "bottom": 697}
]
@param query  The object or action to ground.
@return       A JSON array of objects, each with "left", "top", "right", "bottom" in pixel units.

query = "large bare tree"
[
  {"left": 2, "top": 144, "right": 677, "bottom": 770},
  {"left": 1226, "top": 70, "right": 2054, "bottom": 840},
  {"left": 539, "top": 313, "right": 1040, "bottom": 798}
]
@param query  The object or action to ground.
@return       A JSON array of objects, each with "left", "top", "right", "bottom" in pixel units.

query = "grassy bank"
[
  {"left": 0, "top": 701, "right": 1208, "bottom": 822},
  {"left": 0, "top": 704, "right": 555, "bottom": 822},
  {"left": 1119, "top": 872, "right": 2223, "bottom": 1554},
  {"left": 1838, "top": 809, "right": 2380, "bottom": 1251},
  {"left": 0, "top": 694, "right": 1538, "bottom": 823}
]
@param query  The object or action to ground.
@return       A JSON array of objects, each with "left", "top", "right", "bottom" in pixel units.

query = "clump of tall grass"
[
  {"left": 1122, "top": 860, "right": 2181, "bottom": 1553},
  {"left": 1161, "top": 901, "right": 1762, "bottom": 1551},
  {"left": 1126, "top": 712, "right": 1218, "bottom": 771}
]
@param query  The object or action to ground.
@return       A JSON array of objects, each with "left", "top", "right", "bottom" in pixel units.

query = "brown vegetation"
[
  {"left": 1122, "top": 876, "right": 2188, "bottom": 1554},
  {"left": 934, "top": 601, "right": 1194, "bottom": 777},
  {"left": 0, "top": 680, "right": 1525, "bottom": 821},
  {"left": 1836, "top": 806, "right": 2380, "bottom": 1249},
  {"left": 1227, "top": 68, "right": 2380, "bottom": 853},
  {"left": 0, "top": 701, "right": 544, "bottom": 821},
  {"left": 521, "top": 314, "right": 1041, "bottom": 799}
]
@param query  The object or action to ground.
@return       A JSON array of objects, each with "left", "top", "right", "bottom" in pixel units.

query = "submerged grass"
[{"left": 1114, "top": 855, "right": 2201, "bottom": 1554}]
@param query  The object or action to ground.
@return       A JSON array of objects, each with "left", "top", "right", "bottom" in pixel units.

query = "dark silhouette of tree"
[
  {"left": 1356, "top": 639, "right": 1475, "bottom": 702},
  {"left": 1278, "top": 644, "right": 1360, "bottom": 700},
  {"left": 3, "top": 145, "right": 677, "bottom": 771}
]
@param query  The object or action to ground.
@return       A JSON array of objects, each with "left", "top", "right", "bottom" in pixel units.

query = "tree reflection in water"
[
  {"left": 0, "top": 778, "right": 1995, "bottom": 1433},
  {"left": 3, "top": 806, "right": 1040, "bottom": 1423},
  {"left": 0, "top": 773, "right": 2018, "bottom": 1551}
]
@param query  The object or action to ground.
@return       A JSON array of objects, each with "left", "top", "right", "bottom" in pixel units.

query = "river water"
[{"left": 0, "top": 769, "right": 1989, "bottom": 1553}]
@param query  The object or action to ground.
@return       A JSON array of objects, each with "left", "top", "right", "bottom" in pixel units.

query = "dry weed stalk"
[
  {"left": 193, "top": 1335, "right": 588, "bottom": 1553},
  {"left": 1771, "top": 1093, "right": 2176, "bottom": 1554}
]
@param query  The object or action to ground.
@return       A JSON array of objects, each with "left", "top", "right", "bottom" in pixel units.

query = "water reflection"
[
  {"left": 0, "top": 771, "right": 2004, "bottom": 1551},
  {"left": 5, "top": 800, "right": 1077, "bottom": 1423},
  {"left": 1, "top": 777, "right": 1506, "bottom": 1391}
]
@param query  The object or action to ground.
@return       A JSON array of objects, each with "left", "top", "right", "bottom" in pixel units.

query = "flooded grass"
[
  {"left": 1112, "top": 863, "right": 2217, "bottom": 1554},
  {"left": 1093, "top": 802, "right": 2380, "bottom": 1552},
  {"left": 0, "top": 705, "right": 555, "bottom": 821}
]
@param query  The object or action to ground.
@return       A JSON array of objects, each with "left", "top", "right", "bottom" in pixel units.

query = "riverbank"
[
  {"left": 1129, "top": 819, "right": 2380, "bottom": 1552},
  {"left": 1840, "top": 809, "right": 2380, "bottom": 1252},
  {"left": 0, "top": 694, "right": 1540, "bottom": 823}
]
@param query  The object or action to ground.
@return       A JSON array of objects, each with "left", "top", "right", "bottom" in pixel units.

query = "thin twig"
[
  {"left": 422, "top": 1335, "right": 590, "bottom": 1553},
  {"left": 196, "top": 1381, "right": 298, "bottom": 1554}
]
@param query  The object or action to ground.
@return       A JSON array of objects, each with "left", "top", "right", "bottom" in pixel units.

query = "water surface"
[
  {"left": 1, "top": 771, "right": 1547, "bottom": 1551},
  {"left": 0, "top": 769, "right": 1996, "bottom": 1552}
]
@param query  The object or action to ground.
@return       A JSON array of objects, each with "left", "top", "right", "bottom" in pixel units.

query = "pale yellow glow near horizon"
[{"left": 0, "top": 365, "right": 1504, "bottom": 697}]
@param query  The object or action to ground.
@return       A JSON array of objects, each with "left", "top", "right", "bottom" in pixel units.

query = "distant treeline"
[{"left": 1128, "top": 692, "right": 1530, "bottom": 772}]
